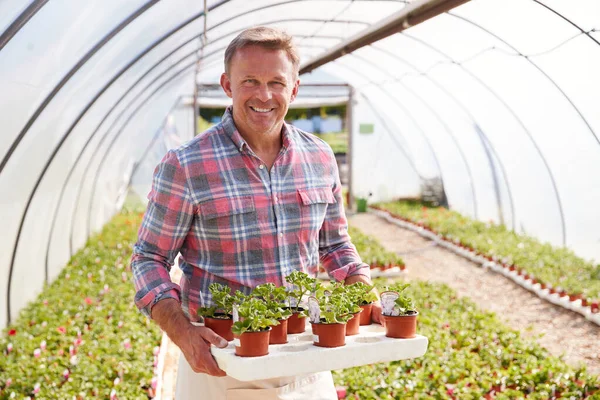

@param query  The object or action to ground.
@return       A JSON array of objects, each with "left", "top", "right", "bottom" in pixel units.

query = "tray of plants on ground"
[
  {"left": 205, "top": 271, "right": 428, "bottom": 382},
  {"left": 0, "top": 209, "right": 160, "bottom": 399},
  {"left": 372, "top": 200, "right": 600, "bottom": 317}
]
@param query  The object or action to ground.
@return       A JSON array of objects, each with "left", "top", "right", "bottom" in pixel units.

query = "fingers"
[
  {"left": 198, "top": 348, "right": 227, "bottom": 377},
  {"left": 371, "top": 301, "right": 385, "bottom": 326},
  {"left": 198, "top": 326, "right": 229, "bottom": 348}
]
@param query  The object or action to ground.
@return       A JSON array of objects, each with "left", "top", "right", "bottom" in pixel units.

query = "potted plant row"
[{"left": 196, "top": 272, "right": 418, "bottom": 357}]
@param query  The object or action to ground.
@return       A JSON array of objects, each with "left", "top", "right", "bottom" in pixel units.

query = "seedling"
[
  {"left": 285, "top": 271, "right": 319, "bottom": 315},
  {"left": 197, "top": 283, "right": 236, "bottom": 319},
  {"left": 231, "top": 297, "right": 279, "bottom": 336},
  {"left": 251, "top": 283, "right": 292, "bottom": 320}
]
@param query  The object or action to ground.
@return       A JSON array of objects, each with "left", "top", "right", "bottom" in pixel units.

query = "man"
[{"left": 131, "top": 26, "right": 382, "bottom": 399}]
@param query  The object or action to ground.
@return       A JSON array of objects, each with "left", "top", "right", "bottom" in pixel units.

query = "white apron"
[{"left": 175, "top": 351, "right": 338, "bottom": 400}]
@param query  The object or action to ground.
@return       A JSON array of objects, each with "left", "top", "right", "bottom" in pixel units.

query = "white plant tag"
[
  {"left": 308, "top": 296, "right": 320, "bottom": 323},
  {"left": 233, "top": 338, "right": 241, "bottom": 347},
  {"left": 232, "top": 305, "right": 239, "bottom": 323},
  {"left": 313, "top": 334, "right": 319, "bottom": 343},
  {"left": 380, "top": 291, "right": 400, "bottom": 316}
]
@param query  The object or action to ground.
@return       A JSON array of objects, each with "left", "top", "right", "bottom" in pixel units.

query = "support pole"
[{"left": 347, "top": 87, "right": 355, "bottom": 211}]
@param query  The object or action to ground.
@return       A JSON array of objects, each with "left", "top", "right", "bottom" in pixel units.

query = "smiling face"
[{"left": 220, "top": 45, "right": 300, "bottom": 139}]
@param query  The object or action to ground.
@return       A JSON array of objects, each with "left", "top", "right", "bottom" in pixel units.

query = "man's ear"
[
  {"left": 220, "top": 73, "right": 233, "bottom": 98},
  {"left": 290, "top": 78, "right": 300, "bottom": 103}
]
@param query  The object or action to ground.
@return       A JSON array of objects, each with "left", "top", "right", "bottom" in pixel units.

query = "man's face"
[{"left": 220, "top": 45, "right": 300, "bottom": 138}]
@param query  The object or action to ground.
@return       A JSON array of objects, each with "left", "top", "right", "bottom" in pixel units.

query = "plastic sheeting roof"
[{"left": 1, "top": 0, "right": 599, "bottom": 327}]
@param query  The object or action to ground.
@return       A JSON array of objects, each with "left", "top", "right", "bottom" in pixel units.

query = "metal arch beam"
[
  {"left": 3, "top": 0, "right": 161, "bottom": 324},
  {"left": 447, "top": 12, "right": 568, "bottom": 245},
  {"left": 346, "top": 51, "right": 480, "bottom": 217},
  {"left": 128, "top": 96, "right": 187, "bottom": 186},
  {"left": 329, "top": 59, "right": 466, "bottom": 208},
  {"left": 0, "top": 0, "right": 160, "bottom": 174},
  {"left": 397, "top": 32, "right": 517, "bottom": 229},
  {"left": 300, "top": 0, "right": 470, "bottom": 74},
  {"left": 83, "top": 63, "right": 198, "bottom": 236},
  {"left": 533, "top": 0, "right": 600, "bottom": 48},
  {"left": 0, "top": 0, "right": 49, "bottom": 51}
]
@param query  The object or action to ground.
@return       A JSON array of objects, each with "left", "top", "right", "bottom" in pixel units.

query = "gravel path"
[{"left": 348, "top": 212, "right": 600, "bottom": 376}]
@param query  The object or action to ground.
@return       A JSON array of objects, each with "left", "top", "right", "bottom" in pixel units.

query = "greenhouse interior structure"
[{"left": 1, "top": 0, "right": 600, "bottom": 398}]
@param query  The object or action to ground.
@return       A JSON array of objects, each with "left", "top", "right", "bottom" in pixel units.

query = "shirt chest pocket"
[
  {"left": 197, "top": 195, "right": 257, "bottom": 237},
  {"left": 297, "top": 187, "right": 336, "bottom": 231}
]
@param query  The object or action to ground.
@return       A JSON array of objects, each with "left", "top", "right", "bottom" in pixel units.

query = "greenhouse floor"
[{"left": 157, "top": 212, "right": 600, "bottom": 398}]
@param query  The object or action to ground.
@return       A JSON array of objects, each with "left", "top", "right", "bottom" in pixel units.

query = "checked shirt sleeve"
[
  {"left": 319, "top": 150, "right": 371, "bottom": 282},
  {"left": 130, "top": 150, "right": 195, "bottom": 318}
]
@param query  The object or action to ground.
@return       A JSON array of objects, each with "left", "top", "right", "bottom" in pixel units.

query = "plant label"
[
  {"left": 308, "top": 296, "right": 320, "bottom": 323},
  {"left": 381, "top": 291, "right": 400, "bottom": 316},
  {"left": 232, "top": 305, "right": 239, "bottom": 323},
  {"left": 233, "top": 338, "right": 241, "bottom": 347},
  {"left": 313, "top": 334, "right": 319, "bottom": 343}
]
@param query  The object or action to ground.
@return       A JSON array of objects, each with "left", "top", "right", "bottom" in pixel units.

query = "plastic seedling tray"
[{"left": 210, "top": 323, "right": 428, "bottom": 381}]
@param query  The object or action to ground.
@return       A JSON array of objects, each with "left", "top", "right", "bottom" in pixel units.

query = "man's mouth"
[{"left": 250, "top": 106, "right": 274, "bottom": 113}]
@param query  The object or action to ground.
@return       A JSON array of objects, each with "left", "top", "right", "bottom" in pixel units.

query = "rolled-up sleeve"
[
  {"left": 319, "top": 150, "right": 371, "bottom": 282},
  {"left": 130, "top": 149, "right": 195, "bottom": 317}
]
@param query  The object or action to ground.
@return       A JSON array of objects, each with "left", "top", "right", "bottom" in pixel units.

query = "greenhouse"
[{"left": 1, "top": 0, "right": 599, "bottom": 398}]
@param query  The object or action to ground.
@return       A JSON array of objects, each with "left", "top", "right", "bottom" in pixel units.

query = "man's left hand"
[{"left": 344, "top": 274, "right": 384, "bottom": 325}]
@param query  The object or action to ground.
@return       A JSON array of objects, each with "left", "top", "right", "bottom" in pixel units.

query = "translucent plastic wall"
[
  {"left": 2, "top": 0, "right": 599, "bottom": 327},
  {"left": 0, "top": 0, "right": 214, "bottom": 327}
]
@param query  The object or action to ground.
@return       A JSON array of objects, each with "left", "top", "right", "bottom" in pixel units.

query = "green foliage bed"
[
  {"left": 333, "top": 280, "right": 600, "bottom": 399},
  {"left": 0, "top": 210, "right": 160, "bottom": 399},
  {"left": 375, "top": 201, "right": 600, "bottom": 301},
  {"left": 349, "top": 226, "right": 404, "bottom": 269}
]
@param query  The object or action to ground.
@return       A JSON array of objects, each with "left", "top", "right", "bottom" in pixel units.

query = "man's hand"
[
  {"left": 151, "top": 298, "right": 228, "bottom": 376},
  {"left": 177, "top": 324, "right": 228, "bottom": 376},
  {"left": 344, "top": 274, "right": 384, "bottom": 325},
  {"left": 371, "top": 300, "right": 384, "bottom": 326}
]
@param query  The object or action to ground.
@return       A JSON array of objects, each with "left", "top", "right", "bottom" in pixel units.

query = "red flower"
[
  {"left": 8, "top": 329, "right": 16, "bottom": 336},
  {"left": 57, "top": 326, "right": 67, "bottom": 334},
  {"left": 84, "top": 297, "right": 93, "bottom": 305}
]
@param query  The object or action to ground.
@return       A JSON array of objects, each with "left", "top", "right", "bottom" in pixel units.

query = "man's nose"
[{"left": 255, "top": 84, "right": 272, "bottom": 102}]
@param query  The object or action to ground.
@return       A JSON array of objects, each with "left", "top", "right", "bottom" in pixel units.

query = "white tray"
[{"left": 210, "top": 324, "right": 428, "bottom": 381}]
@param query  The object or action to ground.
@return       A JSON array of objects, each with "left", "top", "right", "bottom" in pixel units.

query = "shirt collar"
[{"left": 221, "top": 106, "right": 294, "bottom": 153}]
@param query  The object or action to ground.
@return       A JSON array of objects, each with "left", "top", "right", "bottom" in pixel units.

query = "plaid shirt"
[{"left": 131, "top": 108, "right": 370, "bottom": 319}]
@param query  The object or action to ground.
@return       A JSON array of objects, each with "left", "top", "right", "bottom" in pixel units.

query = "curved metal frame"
[
  {"left": 348, "top": 52, "right": 481, "bottom": 216},
  {"left": 448, "top": 11, "right": 569, "bottom": 245},
  {"left": 7, "top": 0, "right": 592, "bottom": 321},
  {"left": 0, "top": 0, "right": 160, "bottom": 173},
  {"left": 398, "top": 32, "right": 518, "bottom": 229},
  {"left": 0, "top": 0, "right": 49, "bottom": 51},
  {"left": 4, "top": 0, "right": 162, "bottom": 323}
]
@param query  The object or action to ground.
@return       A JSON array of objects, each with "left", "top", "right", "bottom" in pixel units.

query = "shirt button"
[
  {"left": 274, "top": 196, "right": 278, "bottom": 202},
  {"left": 259, "top": 164, "right": 265, "bottom": 170},
  {"left": 279, "top": 232, "right": 283, "bottom": 238}
]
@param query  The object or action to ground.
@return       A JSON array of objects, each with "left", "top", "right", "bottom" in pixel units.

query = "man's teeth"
[{"left": 251, "top": 107, "right": 272, "bottom": 113}]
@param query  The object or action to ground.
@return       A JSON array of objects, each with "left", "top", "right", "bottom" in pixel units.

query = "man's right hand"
[
  {"left": 151, "top": 298, "right": 228, "bottom": 377},
  {"left": 177, "top": 324, "right": 228, "bottom": 376}
]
